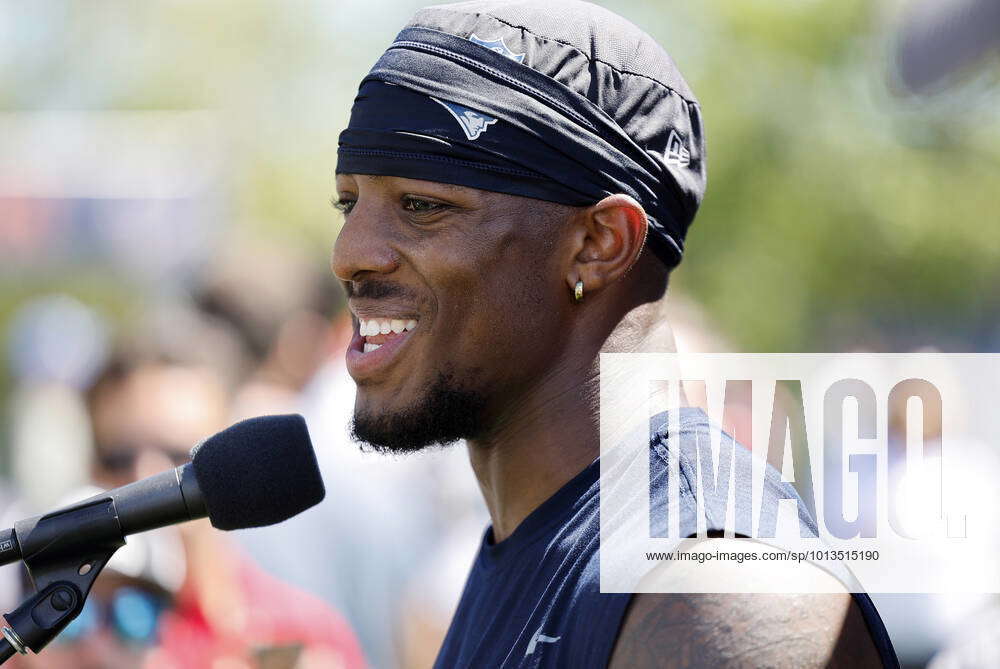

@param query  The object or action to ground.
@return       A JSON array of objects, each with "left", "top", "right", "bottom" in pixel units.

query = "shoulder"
[{"left": 607, "top": 538, "right": 885, "bottom": 669}]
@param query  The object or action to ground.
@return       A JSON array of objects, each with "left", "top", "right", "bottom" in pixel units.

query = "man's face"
[
  {"left": 91, "top": 364, "right": 228, "bottom": 487},
  {"left": 332, "top": 174, "right": 572, "bottom": 452}
]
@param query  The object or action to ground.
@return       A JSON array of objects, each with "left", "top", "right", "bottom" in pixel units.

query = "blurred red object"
[{"left": 147, "top": 542, "right": 366, "bottom": 669}]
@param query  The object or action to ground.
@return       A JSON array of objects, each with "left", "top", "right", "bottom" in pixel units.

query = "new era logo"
[
  {"left": 665, "top": 129, "right": 690, "bottom": 167},
  {"left": 431, "top": 97, "right": 498, "bottom": 141}
]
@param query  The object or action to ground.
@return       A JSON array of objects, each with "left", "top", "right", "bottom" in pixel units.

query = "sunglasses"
[
  {"left": 56, "top": 586, "right": 170, "bottom": 647},
  {"left": 97, "top": 442, "right": 191, "bottom": 473}
]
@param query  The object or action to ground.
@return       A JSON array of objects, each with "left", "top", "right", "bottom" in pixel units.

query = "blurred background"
[{"left": 0, "top": 0, "right": 998, "bottom": 667}]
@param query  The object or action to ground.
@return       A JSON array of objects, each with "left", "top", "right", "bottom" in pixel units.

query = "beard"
[{"left": 351, "top": 371, "right": 488, "bottom": 454}]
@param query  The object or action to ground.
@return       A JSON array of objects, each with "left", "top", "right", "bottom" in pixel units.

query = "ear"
[{"left": 565, "top": 194, "right": 648, "bottom": 297}]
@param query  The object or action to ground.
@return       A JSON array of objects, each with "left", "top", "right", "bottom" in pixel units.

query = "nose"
[{"left": 331, "top": 199, "right": 400, "bottom": 282}]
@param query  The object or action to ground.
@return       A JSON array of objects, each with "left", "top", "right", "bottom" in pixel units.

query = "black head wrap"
[{"left": 337, "top": 0, "right": 706, "bottom": 267}]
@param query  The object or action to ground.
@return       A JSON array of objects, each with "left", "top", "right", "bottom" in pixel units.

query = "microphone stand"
[{"left": 0, "top": 497, "right": 125, "bottom": 664}]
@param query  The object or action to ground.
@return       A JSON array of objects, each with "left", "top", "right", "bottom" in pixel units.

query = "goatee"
[{"left": 351, "top": 372, "right": 488, "bottom": 454}]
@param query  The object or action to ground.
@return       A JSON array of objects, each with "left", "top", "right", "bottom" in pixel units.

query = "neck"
[{"left": 467, "top": 291, "right": 675, "bottom": 543}]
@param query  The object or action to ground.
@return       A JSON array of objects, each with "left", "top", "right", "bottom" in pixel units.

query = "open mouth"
[
  {"left": 358, "top": 318, "right": 418, "bottom": 353},
  {"left": 346, "top": 315, "right": 420, "bottom": 379}
]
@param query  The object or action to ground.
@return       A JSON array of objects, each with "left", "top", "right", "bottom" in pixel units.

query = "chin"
[
  {"left": 354, "top": 385, "right": 417, "bottom": 418},
  {"left": 349, "top": 371, "right": 488, "bottom": 454}
]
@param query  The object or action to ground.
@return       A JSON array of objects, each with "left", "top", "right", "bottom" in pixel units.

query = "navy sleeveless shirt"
[{"left": 434, "top": 409, "right": 898, "bottom": 668}]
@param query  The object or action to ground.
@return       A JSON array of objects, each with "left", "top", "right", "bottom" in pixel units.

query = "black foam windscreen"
[{"left": 191, "top": 414, "right": 325, "bottom": 531}]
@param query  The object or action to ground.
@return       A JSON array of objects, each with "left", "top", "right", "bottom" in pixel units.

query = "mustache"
[{"left": 344, "top": 279, "right": 414, "bottom": 301}]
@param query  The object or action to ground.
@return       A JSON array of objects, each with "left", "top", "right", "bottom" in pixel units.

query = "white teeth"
[
  {"left": 363, "top": 343, "right": 382, "bottom": 353},
  {"left": 358, "top": 317, "right": 418, "bottom": 336}
]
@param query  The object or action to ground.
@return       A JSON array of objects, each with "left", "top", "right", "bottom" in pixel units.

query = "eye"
[
  {"left": 331, "top": 197, "right": 356, "bottom": 215},
  {"left": 401, "top": 195, "right": 449, "bottom": 215}
]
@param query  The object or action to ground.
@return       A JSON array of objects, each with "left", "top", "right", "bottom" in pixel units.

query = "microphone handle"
[
  {"left": 111, "top": 464, "right": 207, "bottom": 535},
  {"left": 0, "top": 463, "right": 207, "bottom": 569}
]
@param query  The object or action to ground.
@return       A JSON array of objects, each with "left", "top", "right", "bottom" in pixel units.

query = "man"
[
  {"left": 84, "top": 353, "right": 366, "bottom": 669},
  {"left": 331, "top": 1, "right": 898, "bottom": 666}
]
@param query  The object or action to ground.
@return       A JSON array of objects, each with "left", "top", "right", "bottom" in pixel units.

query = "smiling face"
[{"left": 332, "top": 174, "right": 578, "bottom": 452}]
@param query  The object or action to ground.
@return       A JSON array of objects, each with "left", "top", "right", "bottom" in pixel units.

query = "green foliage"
[
  {"left": 0, "top": 0, "right": 997, "bottom": 362},
  {"left": 649, "top": 0, "right": 1000, "bottom": 351}
]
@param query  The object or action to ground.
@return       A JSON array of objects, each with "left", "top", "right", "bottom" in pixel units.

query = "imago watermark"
[{"left": 599, "top": 354, "right": 1000, "bottom": 594}]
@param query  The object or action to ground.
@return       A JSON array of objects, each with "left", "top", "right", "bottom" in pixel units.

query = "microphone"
[{"left": 0, "top": 414, "right": 325, "bottom": 567}]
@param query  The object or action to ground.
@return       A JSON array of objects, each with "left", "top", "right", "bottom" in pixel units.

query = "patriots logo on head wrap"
[
  {"left": 431, "top": 97, "right": 498, "bottom": 141},
  {"left": 469, "top": 33, "right": 526, "bottom": 64}
]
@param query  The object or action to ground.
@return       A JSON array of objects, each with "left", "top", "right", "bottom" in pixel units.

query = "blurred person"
[
  {"left": 329, "top": 1, "right": 898, "bottom": 667},
  {"left": 393, "top": 511, "right": 486, "bottom": 669},
  {"left": 83, "top": 353, "right": 366, "bottom": 669},
  {"left": 191, "top": 236, "right": 343, "bottom": 418}
]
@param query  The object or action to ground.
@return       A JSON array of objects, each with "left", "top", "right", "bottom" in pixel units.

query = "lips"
[{"left": 346, "top": 315, "right": 419, "bottom": 380}]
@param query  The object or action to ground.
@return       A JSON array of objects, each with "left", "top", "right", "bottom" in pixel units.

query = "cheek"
[{"left": 430, "top": 237, "right": 565, "bottom": 373}]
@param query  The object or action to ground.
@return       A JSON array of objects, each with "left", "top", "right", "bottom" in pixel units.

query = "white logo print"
[
  {"left": 664, "top": 129, "right": 691, "bottom": 167},
  {"left": 431, "top": 97, "right": 498, "bottom": 141},
  {"left": 469, "top": 33, "right": 526, "bottom": 64},
  {"left": 525, "top": 625, "right": 561, "bottom": 656}
]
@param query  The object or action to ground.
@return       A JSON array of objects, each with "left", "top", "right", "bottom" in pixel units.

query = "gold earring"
[{"left": 573, "top": 280, "right": 584, "bottom": 303}]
